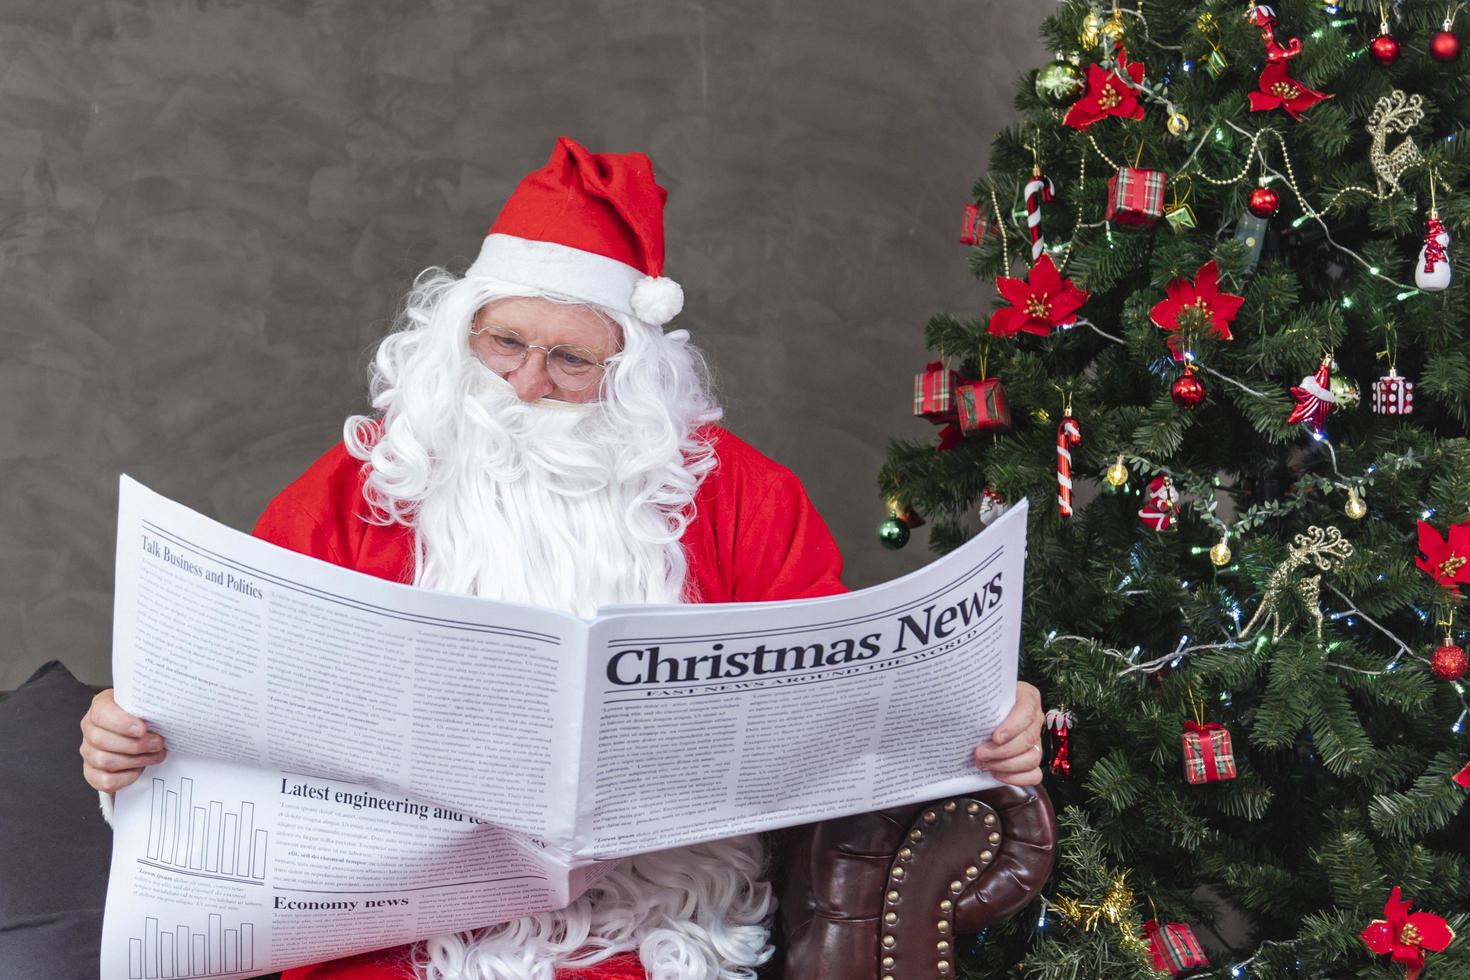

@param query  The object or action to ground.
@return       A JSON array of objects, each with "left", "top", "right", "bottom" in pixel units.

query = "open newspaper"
[{"left": 100, "top": 475, "right": 1029, "bottom": 980}]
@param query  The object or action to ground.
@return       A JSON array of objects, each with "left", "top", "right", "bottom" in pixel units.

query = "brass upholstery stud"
[
  {"left": 937, "top": 940, "right": 950, "bottom": 953},
  {"left": 899, "top": 847, "right": 913, "bottom": 860},
  {"left": 882, "top": 956, "right": 894, "bottom": 969},
  {"left": 938, "top": 919, "right": 951, "bottom": 933},
  {"left": 988, "top": 831, "right": 1002, "bottom": 844},
  {"left": 965, "top": 866, "right": 979, "bottom": 879},
  {"left": 938, "top": 960, "right": 950, "bottom": 973},
  {"left": 883, "top": 975, "right": 894, "bottom": 980},
  {"left": 909, "top": 829, "right": 923, "bottom": 842},
  {"left": 884, "top": 911, "right": 898, "bottom": 924},
  {"left": 943, "top": 801, "right": 957, "bottom": 813},
  {"left": 980, "top": 850, "right": 994, "bottom": 862},
  {"left": 939, "top": 899, "right": 953, "bottom": 913},
  {"left": 949, "top": 880, "right": 964, "bottom": 894},
  {"left": 891, "top": 867, "right": 905, "bottom": 879},
  {"left": 923, "top": 810, "right": 937, "bottom": 823},
  {"left": 984, "top": 813, "right": 997, "bottom": 826},
  {"left": 886, "top": 890, "right": 899, "bottom": 903},
  {"left": 882, "top": 935, "right": 896, "bottom": 948},
  {"left": 966, "top": 802, "right": 979, "bottom": 814}
]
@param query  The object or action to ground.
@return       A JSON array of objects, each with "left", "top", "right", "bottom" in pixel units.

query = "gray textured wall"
[{"left": 0, "top": 0, "right": 1048, "bottom": 689}]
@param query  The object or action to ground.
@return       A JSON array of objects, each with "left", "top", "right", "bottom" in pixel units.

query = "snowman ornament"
[{"left": 1416, "top": 210, "right": 1452, "bottom": 292}]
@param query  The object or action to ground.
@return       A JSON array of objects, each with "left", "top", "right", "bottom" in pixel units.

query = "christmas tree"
[{"left": 878, "top": 1, "right": 1470, "bottom": 976}]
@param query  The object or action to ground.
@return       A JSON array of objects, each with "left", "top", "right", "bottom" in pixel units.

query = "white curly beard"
[
  {"left": 398, "top": 366, "right": 773, "bottom": 980},
  {"left": 414, "top": 834, "right": 773, "bottom": 980}
]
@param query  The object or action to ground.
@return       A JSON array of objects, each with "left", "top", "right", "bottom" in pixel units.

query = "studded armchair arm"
[{"left": 780, "top": 785, "right": 1056, "bottom": 980}]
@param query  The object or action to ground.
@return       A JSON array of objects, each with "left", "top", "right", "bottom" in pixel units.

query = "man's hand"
[
  {"left": 973, "top": 681, "right": 1045, "bottom": 786},
  {"left": 80, "top": 688, "right": 167, "bottom": 794}
]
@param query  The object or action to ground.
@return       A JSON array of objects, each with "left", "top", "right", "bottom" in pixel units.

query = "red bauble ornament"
[
  {"left": 1431, "top": 27, "right": 1461, "bottom": 62},
  {"left": 1247, "top": 186, "right": 1280, "bottom": 218},
  {"left": 1431, "top": 643, "right": 1468, "bottom": 682},
  {"left": 1369, "top": 33, "right": 1401, "bottom": 65},
  {"left": 1171, "top": 365, "right": 1207, "bottom": 409}
]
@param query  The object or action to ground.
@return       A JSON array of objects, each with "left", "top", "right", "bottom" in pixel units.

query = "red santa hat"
[{"left": 465, "top": 135, "right": 684, "bottom": 326}]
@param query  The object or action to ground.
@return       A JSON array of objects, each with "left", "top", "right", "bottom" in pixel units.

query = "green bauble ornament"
[
  {"left": 878, "top": 516, "right": 911, "bottom": 550},
  {"left": 1035, "top": 62, "right": 1085, "bottom": 105},
  {"left": 1330, "top": 372, "right": 1360, "bottom": 410}
]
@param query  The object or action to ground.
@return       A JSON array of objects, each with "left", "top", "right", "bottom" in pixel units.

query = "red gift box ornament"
[
  {"left": 1106, "top": 167, "right": 1166, "bottom": 226},
  {"left": 1144, "top": 919, "right": 1210, "bottom": 975},
  {"left": 1181, "top": 721, "right": 1237, "bottom": 783},
  {"left": 956, "top": 377, "right": 1012, "bottom": 434},
  {"left": 959, "top": 202, "right": 991, "bottom": 245},
  {"left": 913, "top": 361, "right": 959, "bottom": 424},
  {"left": 1374, "top": 369, "right": 1415, "bottom": 415}
]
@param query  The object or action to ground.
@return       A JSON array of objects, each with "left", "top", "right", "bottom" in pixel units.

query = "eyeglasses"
[{"left": 469, "top": 325, "right": 611, "bottom": 392}]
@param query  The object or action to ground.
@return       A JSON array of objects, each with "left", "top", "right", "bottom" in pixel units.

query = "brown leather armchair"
[{"left": 780, "top": 785, "right": 1056, "bottom": 979}]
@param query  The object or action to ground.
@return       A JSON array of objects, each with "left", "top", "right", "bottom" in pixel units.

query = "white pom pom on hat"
[
  {"left": 465, "top": 135, "right": 685, "bottom": 327},
  {"left": 630, "top": 275, "right": 684, "bottom": 326}
]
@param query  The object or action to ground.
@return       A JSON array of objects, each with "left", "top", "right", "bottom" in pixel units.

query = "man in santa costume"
[{"left": 81, "top": 136, "right": 1046, "bottom": 980}]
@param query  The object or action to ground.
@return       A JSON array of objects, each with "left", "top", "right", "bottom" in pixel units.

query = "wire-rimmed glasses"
[{"left": 469, "top": 325, "right": 611, "bottom": 392}]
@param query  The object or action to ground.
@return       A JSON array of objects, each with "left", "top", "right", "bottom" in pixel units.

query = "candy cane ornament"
[
  {"left": 1024, "top": 164, "right": 1055, "bottom": 264},
  {"left": 1057, "top": 414, "right": 1082, "bottom": 518}
]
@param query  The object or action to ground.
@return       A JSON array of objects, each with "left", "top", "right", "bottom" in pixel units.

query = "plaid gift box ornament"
[
  {"left": 1373, "top": 368, "right": 1414, "bottom": 415},
  {"left": 913, "top": 361, "right": 960, "bottom": 424},
  {"left": 1144, "top": 919, "right": 1210, "bottom": 975},
  {"left": 1181, "top": 721, "right": 1236, "bottom": 784},
  {"left": 956, "top": 377, "right": 1012, "bottom": 434},
  {"left": 1106, "top": 167, "right": 1167, "bottom": 226}
]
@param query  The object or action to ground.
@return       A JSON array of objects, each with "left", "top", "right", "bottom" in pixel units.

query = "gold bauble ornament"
[
  {"left": 1209, "top": 538, "right": 1232, "bottom": 567},
  {"left": 1100, "top": 6, "right": 1127, "bottom": 43},
  {"left": 1167, "top": 112, "right": 1190, "bottom": 136},
  {"left": 1105, "top": 454, "right": 1130, "bottom": 487},
  {"left": 1345, "top": 488, "right": 1368, "bottom": 520}
]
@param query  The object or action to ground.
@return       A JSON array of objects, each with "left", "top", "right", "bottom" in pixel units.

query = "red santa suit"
[{"left": 256, "top": 423, "right": 847, "bottom": 980}]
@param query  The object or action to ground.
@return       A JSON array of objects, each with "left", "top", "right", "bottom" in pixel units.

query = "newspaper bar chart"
[
  {"left": 144, "top": 776, "right": 267, "bottom": 882},
  {"left": 127, "top": 914, "right": 255, "bottom": 978}
]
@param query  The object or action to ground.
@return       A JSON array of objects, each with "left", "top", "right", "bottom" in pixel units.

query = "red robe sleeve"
[
  {"left": 249, "top": 442, "right": 394, "bottom": 575},
  {"left": 678, "top": 426, "right": 848, "bottom": 604},
  {"left": 722, "top": 441, "right": 848, "bottom": 603}
]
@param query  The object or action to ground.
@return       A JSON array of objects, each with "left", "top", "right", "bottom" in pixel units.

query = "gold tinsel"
[{"left": 1052, "top": 871, "right": 1149, "bottom": 952}]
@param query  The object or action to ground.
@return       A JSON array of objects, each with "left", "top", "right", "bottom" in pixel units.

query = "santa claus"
[{"left": 80, "top": 136, "right": 1046, "bottom": 980}]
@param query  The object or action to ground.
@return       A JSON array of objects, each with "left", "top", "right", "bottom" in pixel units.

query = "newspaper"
[{"left": 100, "top": 475, "right": 1029, "bottom": 979}]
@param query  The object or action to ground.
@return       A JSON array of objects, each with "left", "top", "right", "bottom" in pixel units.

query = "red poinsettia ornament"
[
  {"left": 988, "top": 254, "right": 1089, "bottom": 338},
  {"left": 1249, "top": 61, "right": 1329, "bottom": 120},
  {"left": 1361, "top": 887, "right": 1455, "bottom": 980},
  {"left": 1455, "top": 761, "right": 1470, "bottom": 789},
  {"left": 1149, "top": 260, "right": 1244, "bottom": 360},
  {"left": 1063, "top": 49, "right": 1146, "bottom": 131},
  {"left": 1415, "top": 519, "right": 1470, "bottom": 590}
]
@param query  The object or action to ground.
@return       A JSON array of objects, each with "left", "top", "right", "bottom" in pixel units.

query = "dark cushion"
[{"left": 0, "top": 660, "right": 111, "bottom": 979}]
